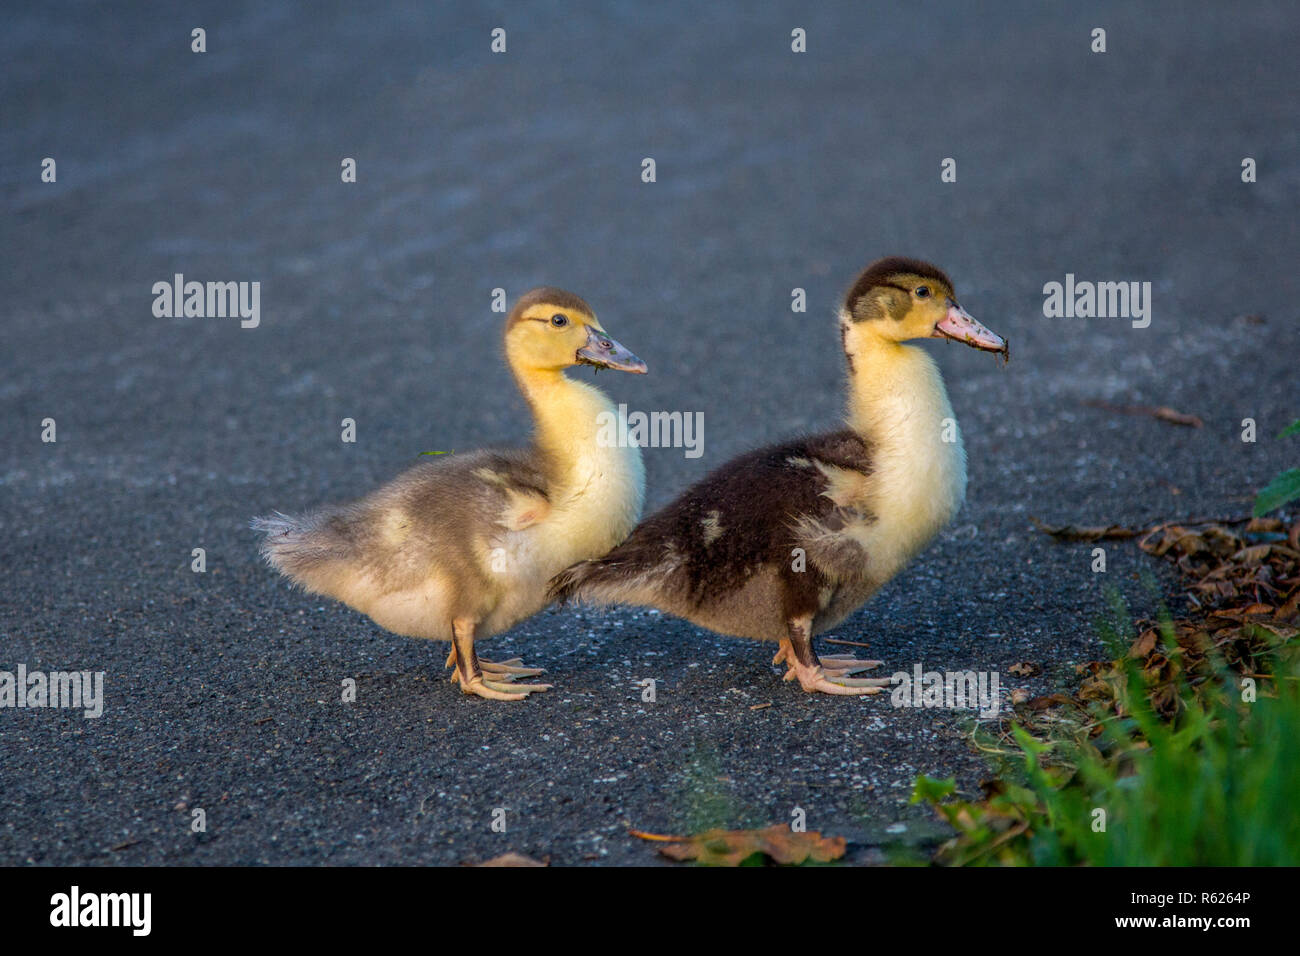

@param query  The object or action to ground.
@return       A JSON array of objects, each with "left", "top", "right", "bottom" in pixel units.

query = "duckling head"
[
  {"left": 842, "top": 257, "right": 1008, "bottom": 358},
  {"left": 505, "top": 287, "right": 648, "bottom": 375}
]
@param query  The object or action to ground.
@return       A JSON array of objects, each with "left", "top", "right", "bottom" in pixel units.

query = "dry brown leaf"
[
  {"left": 1083, "top": 400, "right": 1203, "bottom": 428},
  {"left": 1277, "top": 591, "right": 1300, "bottom": 619},
  {"left": 1023, "top": 693, "right": 1074, "bottom": 711},
  {"left": 474, "top": 852, "right": 547, "bottom": 867},
  {"left": 1078, "top": 678, "right": 1115, "bottom": 702},
  {"left": 1150, "top": 406, "right": 1205, "bottom": 428},
  {"left": 1025, "top": 511, "right": 1300, "bottom": 730},
  {"left": 1246, "top": 517, "right": 1284, "bottom": 534},
  {"left": 1007, "top": 661, "right": 1041, "bottom": 677},
  {"left": 1232, "top": 544, "right": 1273, "bottom": 565},
  {"left": 630, "top": 824, "right": 845, "bottom": 866},
  {"left": 1250, "top": 622, "right": 1299, "bottom": 640},
  {"left": 1030, "top": 518, "right": 1143, "bottom": 541},
  {"left": 1129, "top": 629, "right": 1158, "bottom": 658}
]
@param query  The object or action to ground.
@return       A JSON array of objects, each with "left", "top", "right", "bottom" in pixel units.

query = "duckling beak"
[
  {"left": 933, "top": 300, "right": 1009, "bottom": 357},
  {"left": 576, "top": 326, "right": 648, "bottom": 374}
]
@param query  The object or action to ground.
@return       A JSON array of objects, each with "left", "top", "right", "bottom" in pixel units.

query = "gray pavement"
[{"left": 1, "top": 1, "right": 1297, "bottom": 865}]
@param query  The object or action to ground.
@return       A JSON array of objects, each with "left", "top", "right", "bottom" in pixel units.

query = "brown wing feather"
[{"left": 549, "top": 430, "right": 874, "bottom": 612}]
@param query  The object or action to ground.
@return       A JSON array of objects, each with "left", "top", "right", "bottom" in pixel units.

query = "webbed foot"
[
  {"left": 445, "top": 633, "right": 552, "bottom": 701},
  {"left": 774, "top": 634, "right": 891, "bottom": 696}
]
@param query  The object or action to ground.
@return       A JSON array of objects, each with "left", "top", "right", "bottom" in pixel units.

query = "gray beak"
[{"left": 576, "top": 326, "right": 648, "bottom": 374}]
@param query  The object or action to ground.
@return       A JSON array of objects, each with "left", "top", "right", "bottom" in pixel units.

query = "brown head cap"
[
  {"left": 844, "top": 257, "right": 954, "bottom": 322},
  {"left": 505, "top": 287, "right": 596, "bottom": 331}
]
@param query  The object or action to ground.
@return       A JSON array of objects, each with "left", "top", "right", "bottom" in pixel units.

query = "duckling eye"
[
  {"left": 550, "top": 314, "right": 569, "bottom": 328},
  {"left": 915, "top": 286, "right": 931, "bottom": 299}
]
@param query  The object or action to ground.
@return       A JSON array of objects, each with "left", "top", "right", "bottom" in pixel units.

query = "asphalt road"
[{"left": 2, "top": 1, "right": 1297, "bottom": 865}]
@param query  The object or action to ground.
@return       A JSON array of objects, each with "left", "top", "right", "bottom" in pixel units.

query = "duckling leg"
[
  {"left": 773, "top": 644, "right": 885, "bottom": 678},
  {"left": 443, "top": 648, "right": 546, "bottom": 680},
  {"left": 448, "top": 619, "right": 552, "bottom": 701},
  {"left": 819, "top": 653, "right": 885, "bottom": 678},
  {"left": 779, "top": 617, "right": 891, "bottom": 696}
]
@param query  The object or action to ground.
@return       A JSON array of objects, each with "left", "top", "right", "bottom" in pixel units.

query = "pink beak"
[{"left": 932, "top": 301, "right": 1009, "bottom": 357}]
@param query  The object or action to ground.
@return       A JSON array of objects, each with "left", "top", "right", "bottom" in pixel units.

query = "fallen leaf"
[
  {"left": 1030, "top": 518, "right": 1143, "bottom": 541},
  {"left": 1150, "top": 406, "right": 1204, "bottom": 428},
  {"left": 1007, "top": 662, "right": 1041, "bottom": 677},
  {"left": 473, "top": 852, "right": 547, "bottom": 867},
  {"left": 1129, "top": 629, "right": 1158, "bottom": 658},
  {"left": 1083, "top": 399, "right": 1203, "bottom": 428},
  {"left": 630, "top": 824, "right": 845, "bottom": 866},
  {"left": 1023, "top": 693, "right": 1073, "bottom": 711}
]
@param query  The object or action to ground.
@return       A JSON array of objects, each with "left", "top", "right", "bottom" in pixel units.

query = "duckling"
[
  {"left": 253, "top": 288, "right": 647, "bottom": 701},
  {"left": 549, "top": 258, "right": 1007, "bottom": 696}
]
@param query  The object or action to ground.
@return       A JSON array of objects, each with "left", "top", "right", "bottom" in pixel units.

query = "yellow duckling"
[
  {"left": 550, "top": 258, "right": 1007, "bottom": 695},
  {"left": 254, "top": 288, "right": 647, "bottom": 700}
]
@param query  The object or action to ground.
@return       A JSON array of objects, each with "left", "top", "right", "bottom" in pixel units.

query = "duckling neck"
[
  {"left": 844, "top": 335, "right": 968, "bottom": 542},
  {"left": 513, "top": 366, "right": 646, "bottom": 523}
]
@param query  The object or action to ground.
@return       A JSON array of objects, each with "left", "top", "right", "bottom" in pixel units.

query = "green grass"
[
  {"left": 1253, "top": 418, "right": 1300, "bottom": 516},
  {"left": 914, "top": 648, "right": 1300, "bottom": 865}
]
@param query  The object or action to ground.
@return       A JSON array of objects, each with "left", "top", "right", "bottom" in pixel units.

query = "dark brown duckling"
[{"left": 549, "top": 258, "right": 1007, "bottom": 695}]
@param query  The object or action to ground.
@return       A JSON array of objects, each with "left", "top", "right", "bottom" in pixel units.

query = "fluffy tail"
[
  {"left": 547, "top": 556, "right": 650, "bottom": 607},
  {"left": 251, "top": 510, "right": 353, "bottom": 594},
  {"left": 548, "top": 558, "right": 610, "bottom": 605}
]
